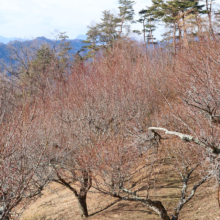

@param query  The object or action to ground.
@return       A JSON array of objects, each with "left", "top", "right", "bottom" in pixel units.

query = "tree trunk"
[
  {"left": 142, "top": 200, "right": 170, "bottom": 220},
  {"left": 149, "top": 18, "right": 155, "bottom": 51},
  {"left": 173, "top": 23, "right": 176, "bottom": 55},
  {"left": 177, "top": 22, "right": 182, "bottom": 50},
  {"left": 119, "top": 17, "right": 125, "bottom": 37},
  {"left": 208, "top": 13, "right": 215, "bottom": 40},
  {"left": 77, "top": 194, "right": 89, "bottom": 218},
  {"left": 195, "top": 14, "right": 201, "bottom": 37},
  {"left": 182, "top": 16, "right": 189, "bottom": 48},
  {"left": 143, "top": 19, "right": 146, "bottom": 43},
  {"left": 120, "top": 189, "right": 171, "bottom": 220},
  {"left": 206, "top": 0, "right": 215, "bottom": 40},
  {"left": 55, "top": 171, "right": 92, "bottom": 219}
]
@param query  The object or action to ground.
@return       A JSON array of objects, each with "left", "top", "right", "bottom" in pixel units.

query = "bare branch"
[{"left": 148, "top": 127, "right": 220, "bottom": 154}]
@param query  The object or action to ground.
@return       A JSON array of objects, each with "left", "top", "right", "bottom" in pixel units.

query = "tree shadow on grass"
[
  {"left": 89, "top": 199, "right": 121, "bottom": 217},
  {"left": 108, "top": 201, "right": 154, "bottom": 215}
]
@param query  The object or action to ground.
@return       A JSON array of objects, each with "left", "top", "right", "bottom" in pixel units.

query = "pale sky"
[{"left": 0, "top": 0, "right": 155, "bottom": 40}]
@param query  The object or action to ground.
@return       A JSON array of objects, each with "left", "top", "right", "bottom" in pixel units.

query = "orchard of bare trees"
[
  {"left": 0, "top": 36, "right": 219, "bottom": 220},
  {"left": 0, "top": 0, "right": 220, "bottom": 219}
]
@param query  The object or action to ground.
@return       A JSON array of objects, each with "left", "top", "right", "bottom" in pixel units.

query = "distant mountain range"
[
  {"left": 0, "top": 35, "right": 24, "bottom": 44},
  {"left": 0, "top": 35, "right": 89, "bottom": 63},
  {"left": 0, "top": 35, "right": 88, "bottom": 44}
]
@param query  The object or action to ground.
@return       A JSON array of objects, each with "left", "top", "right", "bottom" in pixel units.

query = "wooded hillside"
[{"left": 0, "top": 0, "right": 220, "bottom": 219}]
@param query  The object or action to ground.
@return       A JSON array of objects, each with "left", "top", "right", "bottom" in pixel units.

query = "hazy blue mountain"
[
  {"left": 75, "top": 35, "right": 88, "bottom": 40},
  {"left": 0, "top": 43, "right": 10, "bottom": 61},
  {"left": 0, "top": 35, "right": 24, "bottom": 44},
  {"left": 0, "top": 36, "right": 89, "bottom": 63}
]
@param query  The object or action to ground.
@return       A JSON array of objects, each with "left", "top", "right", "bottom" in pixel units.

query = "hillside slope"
[{"left": 21, "top": 164, "right": 220, "bottom": 220}]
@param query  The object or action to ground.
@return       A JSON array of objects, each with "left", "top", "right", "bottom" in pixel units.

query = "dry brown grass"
[
  {"left": 20, "top": 162, "right": 220, "bottom": 220},
  {"left": 21, "top": 182, "right": 159, "bottom": 220}
]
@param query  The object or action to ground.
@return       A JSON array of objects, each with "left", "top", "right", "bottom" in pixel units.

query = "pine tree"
[
  {"left": 138, "top": 8, "right": 157, "bottom": 48},
  {"left": 83, "top": 11, "right": 119, "bottom": 59},
  {"left": 57, "top": 32, "right": 72, "bottom": 65},
  {"left": 83, "top": 1, "right": 136, "bottom": 59},
  {"left": 151, "top": 0, "right": 179, "bottom": 52},
  {"left": 98, "top": 10, "right": 118, "bottom": 46},
  {"left": 176, "top": 0, "right": 205, "bottom": 47},
  {"left": 135, "top": 10, "right": 148, "bottom": 43},
  {"left": 19, "top": 44, "right": 55, "bottom": 94},
  {"left": 151, "top": 0, "right": 205, "bottom": 51},
  {"left": 83, "top": 23, "right": 100, "bottom": 60},
  {"left": 117, "top": 0, "right": 136, "bottom": 36}
]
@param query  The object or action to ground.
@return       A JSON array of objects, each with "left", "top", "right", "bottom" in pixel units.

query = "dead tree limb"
[{"left": 148, "top": 127, "right": 220, "bottom": 154}]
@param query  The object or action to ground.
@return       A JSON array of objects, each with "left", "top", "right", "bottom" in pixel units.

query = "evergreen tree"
[
  {"left": 83, "top": 11, "right": 118, "bottom": 59},
  {"left": 83, "top": 1, "right": 136, "bottom": 59},
  {"left": 151, "top": 0, "right": 205, "bottom": 50},
  {"left": 83, "top": 23, "right": 100, "bottom": 59},
  {"left": 57, "top": 32, "right": 72, "bottom": 64},
  {"left": 98, "top": 10, "right": 118, "bottom": 46},
  {"left": 117, "top": 0, "right": 136, "bottom": 36},
  {"left": 138, "top": 8, "right": 157, "bottom": 48},
  {"left": 135, "top": 10, "right": 148, "bottom": 42},
  {"left": 177, "top": 0, "right": 205, "bottom": 46},
  {"left": 151, "top": 0, "right": 179, "bottom": 52},
  {"left": 19, "top": 44, "right": 55, "bottom": 94}
]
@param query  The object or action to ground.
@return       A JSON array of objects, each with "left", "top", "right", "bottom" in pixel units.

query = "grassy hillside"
[{"left": 21, "top": 168, "right": 219, "bottom": 220}]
